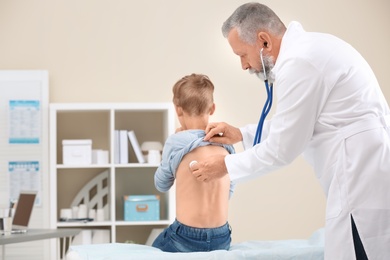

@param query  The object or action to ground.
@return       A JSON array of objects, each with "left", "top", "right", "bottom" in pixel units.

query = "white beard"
[
  {"left": 248, "top": 69, "right": 264, "bottom": 80},
  {"left": 249, "top": 54, "right": 275, "bottom": 81}
]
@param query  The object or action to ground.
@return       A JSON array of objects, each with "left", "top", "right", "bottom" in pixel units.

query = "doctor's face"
[{"left": 227, "top": 28, "right": 266, "bottom": 78}]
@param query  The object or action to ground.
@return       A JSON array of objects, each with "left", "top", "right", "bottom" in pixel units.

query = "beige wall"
[{"left": 1, "top": 0, "right": 389, "bottom": 243}]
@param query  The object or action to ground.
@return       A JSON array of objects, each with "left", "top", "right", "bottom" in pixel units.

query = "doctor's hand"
[
  {"left": 204, "top": 122, "right": 242, "bottom": 144},
  {"left": 189, "top": 154, "right": 228, "bottom": 182}
]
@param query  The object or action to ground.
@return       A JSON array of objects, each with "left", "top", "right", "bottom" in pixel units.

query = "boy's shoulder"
[
  {"left": 165, "top": 129, "right": 205, "bottom": 148},
  {"left": 170, "top": 129, "right": 205, "bottom": 140}
]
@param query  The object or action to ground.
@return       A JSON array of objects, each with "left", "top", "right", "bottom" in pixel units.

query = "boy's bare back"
[{"left": 175, "top": 145, "right": 231, "bottom": 228}]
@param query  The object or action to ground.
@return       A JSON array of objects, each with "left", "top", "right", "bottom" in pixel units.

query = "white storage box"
[
  {"left": 92, "top": 149, "right": 109, "bottom": 164},
  {"left": 63, "top": 139, "right": 92, "bottom": 165}
]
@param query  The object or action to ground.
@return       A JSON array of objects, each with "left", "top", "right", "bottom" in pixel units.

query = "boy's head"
[{"left": 172, "top": 73, "right": 215, "bottom": 116}]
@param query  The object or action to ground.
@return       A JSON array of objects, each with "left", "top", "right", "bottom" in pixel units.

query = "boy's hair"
[{"left": 172, "top": 73, "right": 214, "bottom": 116}]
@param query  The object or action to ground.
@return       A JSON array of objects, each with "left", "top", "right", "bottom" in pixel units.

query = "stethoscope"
[{"left": 253, "top": 48, "right": 273, "bottom": 146}]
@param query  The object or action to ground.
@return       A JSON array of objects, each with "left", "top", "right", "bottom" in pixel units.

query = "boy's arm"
[
  {"left": 154, "top": 136, "right": 176, "bottom": 192},
  {"left": 154, "top": 165, "right": 175, "bottom": 192}
]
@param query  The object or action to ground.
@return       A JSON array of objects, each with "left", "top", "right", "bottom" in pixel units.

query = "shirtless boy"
[{"left": 152, "top": 73, "right": 235, "bottom": 252}]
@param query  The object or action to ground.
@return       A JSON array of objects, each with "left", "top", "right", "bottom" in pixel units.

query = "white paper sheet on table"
[{"left": 67, "top": 228, "right": 324, "bottom": 260}]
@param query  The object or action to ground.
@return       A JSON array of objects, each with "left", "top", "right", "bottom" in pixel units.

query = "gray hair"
[{"left": 222, "top": 2, "right": 286, "bottom": 44}]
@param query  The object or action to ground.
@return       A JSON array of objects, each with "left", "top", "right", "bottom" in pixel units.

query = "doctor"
[{"left": 190, "top": 2, "right": 390, "bottom": 260}]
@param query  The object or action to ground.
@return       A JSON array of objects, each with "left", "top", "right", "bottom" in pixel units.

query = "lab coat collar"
[{"left": 270, "top": 21, "right": 306, "bottom": 83}]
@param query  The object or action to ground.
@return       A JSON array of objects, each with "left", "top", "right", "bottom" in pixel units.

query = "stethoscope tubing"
[{"left": 253, "top": 80, "right": 273, "bottom": 146}]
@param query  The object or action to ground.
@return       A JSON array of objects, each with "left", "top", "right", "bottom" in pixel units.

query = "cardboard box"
[
  {"left": 124, "top": 195, "right": 160, "bottom": 221},
  {"left": 62, "top": 139, "right": 92, "bottom": 165}
]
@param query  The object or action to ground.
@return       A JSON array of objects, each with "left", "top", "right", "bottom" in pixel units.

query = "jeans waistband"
[{"left": 171, "top": 219, "right": 231, "bottom": 240}]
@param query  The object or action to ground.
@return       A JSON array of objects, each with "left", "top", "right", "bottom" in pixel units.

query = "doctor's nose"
[
  {"left": 240, "top": 57, "right": 250, "bottom": 70},
  {"left": 241, "top": 62, "right": 250, "bottom": 70}
]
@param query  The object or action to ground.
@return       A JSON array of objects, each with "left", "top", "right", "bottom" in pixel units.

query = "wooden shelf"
[{"left": 49, "top": 103, "right": 176, "bottom": 258}]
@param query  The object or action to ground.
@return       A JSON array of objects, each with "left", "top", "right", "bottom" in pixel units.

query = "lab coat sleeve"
[
  {"left": 239, "top": 124, "right": 257, "bottom": 150},
  {"left": 227, "top": 58, "right": 328, "bottom": 183},
  {"left": 240, "top": 121, "right": 271, "bottom": 150}
]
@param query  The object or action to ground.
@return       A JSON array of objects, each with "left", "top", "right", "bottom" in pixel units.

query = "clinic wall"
[{"left": 0, "top": 0, "right": 388, "bottom": 243}]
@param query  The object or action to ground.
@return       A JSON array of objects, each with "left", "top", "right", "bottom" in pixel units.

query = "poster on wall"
[
  {"left": 8, "top": 161, "right": 41, "bottom": 206},
  {"left": 8, "top": 100, "right": 41, "bottom": 144}
]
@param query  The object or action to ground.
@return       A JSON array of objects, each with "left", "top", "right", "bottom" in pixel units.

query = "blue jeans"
[{"left": 152, "top": 219, "right": 232, "bottom": 252}]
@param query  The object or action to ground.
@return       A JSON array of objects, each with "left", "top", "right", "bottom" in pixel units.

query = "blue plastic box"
[{"left": 123, "top": 195, "right": 160, "bottom": 221}]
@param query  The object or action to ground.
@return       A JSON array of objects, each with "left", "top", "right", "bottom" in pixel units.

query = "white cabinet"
[{"left": 49, "top": 103, "right": 175, "bottom": 256}]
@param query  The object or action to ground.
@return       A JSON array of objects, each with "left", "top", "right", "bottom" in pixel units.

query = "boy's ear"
[
  {"left": 175, "top": 106, "right": 184, "bottom": 116},
  {"left": 210, "top": 103, "right": 216, "bottom": 115}
]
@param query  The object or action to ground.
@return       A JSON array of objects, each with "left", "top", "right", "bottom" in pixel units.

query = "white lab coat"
[{"left": 225, "top": 22, "right": 390, "bottom": 259}]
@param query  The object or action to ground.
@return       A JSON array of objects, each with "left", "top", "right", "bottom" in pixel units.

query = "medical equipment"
[
  {"left": 189, "top": 160, "right": 198, "bottom": 168},
  {"left": 253, "top": 48, "right": 274, "bottom": 146}
]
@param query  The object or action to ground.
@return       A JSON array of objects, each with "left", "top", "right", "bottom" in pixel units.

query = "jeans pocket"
[{"left": 214, "top": 232, "right": 231, "bottom": 250}]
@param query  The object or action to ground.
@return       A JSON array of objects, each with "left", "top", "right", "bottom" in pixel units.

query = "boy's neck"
[{"left": 180, "top": 115, "right": 209, "bottom": 131}]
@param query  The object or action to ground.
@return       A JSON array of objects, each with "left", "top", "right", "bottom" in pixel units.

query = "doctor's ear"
[{"left": 257, "top": 32, "right": 271, "bottom": 50}]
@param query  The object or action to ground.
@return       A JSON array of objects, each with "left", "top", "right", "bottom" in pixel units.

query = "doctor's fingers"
[
  {"left": 190, "top": 164, "right": 210, "bottom": 182},
  {"left": 192, "top": 169, "right": 209, "bottom": 182},
  {"left": 207, "top": 135, "right": 229, "bottom": 144},
  {"left": 195, "top": 173, "right": 209, "bottom": 182},
  {"left": 205, "top": 123, "right": 227, "bottom": 141},
  {"left": 205, "top": 122, "right": 221, "bottom": 133},
  {"left": 208, "top": 130, "right": 242, "bottom": 145},
  {"left": 206, "top": 122, "right": 242, "bottom": 144}
]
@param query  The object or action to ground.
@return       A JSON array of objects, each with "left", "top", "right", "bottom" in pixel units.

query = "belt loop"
[{"left": 173, "top": 219, "right": 180, "bottom": 234}]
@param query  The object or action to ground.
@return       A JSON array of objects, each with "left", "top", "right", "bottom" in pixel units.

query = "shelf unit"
[{"left": 49, "top": 103, "right": 175, "bottom": 257}]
